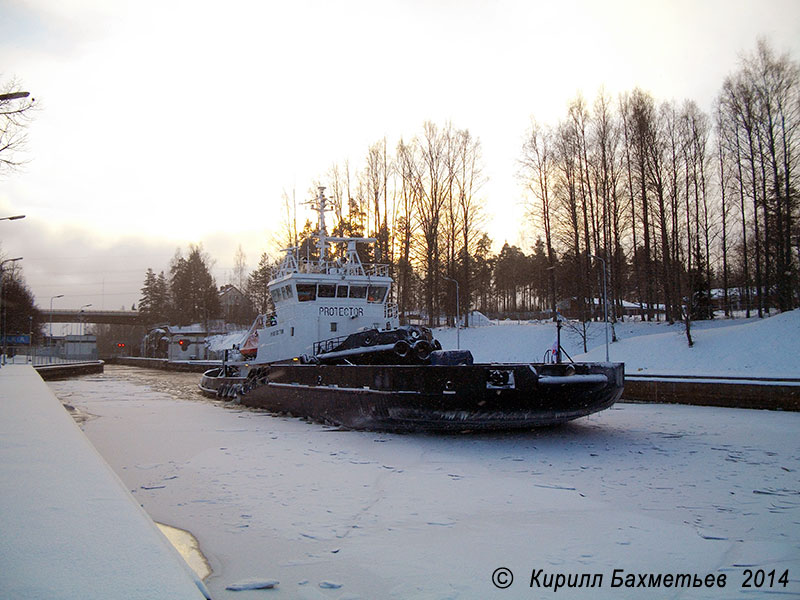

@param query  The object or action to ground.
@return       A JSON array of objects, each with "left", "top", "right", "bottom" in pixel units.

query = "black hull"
[
  {"left": 198, "top": 367, "right": 245, "bottom": 399},
  {"left": 206, "top": 362, "right": 623, "bottom": 432}
]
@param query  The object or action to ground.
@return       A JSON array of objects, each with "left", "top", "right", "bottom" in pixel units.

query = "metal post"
[
  {"left": 546, "top": 264, "right": 560, "bottom": 363},
  {"left": 50, "top": 294, "right": 64, "bottom": 360},
  {"left": 443, "top": 276, "right": 460, "bottom": 350},
  {"left": 591, "top": 255, "right": 609, "bottom": 362},
  {"left": 79, "top": 304, "right": 92, "bottom": 337},
  {"left": 556, "top": 315, "right": 562, "bottom": 363},
  {"left": 1, "top": 257, "right": 23, "bottom": 366}
]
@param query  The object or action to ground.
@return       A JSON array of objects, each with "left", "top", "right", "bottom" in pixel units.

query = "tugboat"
[{"left": 200, "top": 187, "right": 624, "bottom": 432}]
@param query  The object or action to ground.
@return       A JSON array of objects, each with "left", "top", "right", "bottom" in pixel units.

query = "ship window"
[
  {"left": 284, "top": 285, "right": 293, "bottom": 298},
  {"left": 330, "top": 322, "right": 338, "bottom": 332},
  {"left": 336, "top": 285, "right": 348, "bottom": 298},
  {"left": 367, "top": 285, "right": 388, "bottom": 303},
  {"left": 318, "top": 284, "right": 336, "bottom": 298},
  {"left": 270, "top": 289, "right": 282, "bottom": 303},
  {"left": 280, "top": 287, "right": 288, "bottom": 300},
  {"left": 296, "top": 284, "right": 316, "bottom": 302},
  {"left": 349, "top": 285, "right": 367, "bottom": 299}
]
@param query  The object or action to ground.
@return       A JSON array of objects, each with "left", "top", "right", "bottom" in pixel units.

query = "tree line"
[
  {"left": 138, "top": 39, "right": 798, "bottom": 335},
  {"left": 518, "top": 39, "right": 799, "bottom": 345}
]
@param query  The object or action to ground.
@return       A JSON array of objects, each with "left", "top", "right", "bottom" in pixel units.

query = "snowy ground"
[
  {"left": 434, "top": 309, "right": 800, "bottom": 378},
  {"left": 49, "top": 359, "right": 800, "bottom": 599}
]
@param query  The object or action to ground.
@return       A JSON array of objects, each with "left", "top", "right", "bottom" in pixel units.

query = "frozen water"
[
  {"left": 225, "top": 578, "right": 279, "bottom": 591},
  {"left": 49, "top": 371, "right": 799, "bottom": 598},
  {"left": 47, "top": 313, "right": 800, "bottom": 598}
]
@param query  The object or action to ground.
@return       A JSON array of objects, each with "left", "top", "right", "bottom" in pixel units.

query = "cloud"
[{"left": 0, "top": 210, "right": 275, "bottom": 310}]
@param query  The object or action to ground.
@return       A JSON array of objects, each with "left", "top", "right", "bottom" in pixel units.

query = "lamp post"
[
  {"left": 0, "top": 91, "right": 30, "bottom": 101},
  {"left": 1, "top": 257, "right": 23, "bottom": 365},
  {"left": 79, "top": 304, "right": 92, "bottom": 337},
  {"left": 442, "top": 276, "right": 460, "bottom": 350},
  {"left": 545, "top": 265, "right": 562, "bottom": 363},
  {"left": 590, "top": 254, "right": 609, "bottom": 362},
  {"left": 49, "top": 295, "right": 64, "bottom": 352}
]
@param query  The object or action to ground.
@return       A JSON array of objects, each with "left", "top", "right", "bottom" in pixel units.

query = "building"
[
  {"left": 219, "top": 284, "right": 254, "bottom": 325},
  {"left": 166, "top": 324, "right": 210, "bottom": 361}
]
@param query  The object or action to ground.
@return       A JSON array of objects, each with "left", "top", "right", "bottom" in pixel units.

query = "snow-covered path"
[{"left": 49, "top": 367, "right": 799, "bottom": 599}]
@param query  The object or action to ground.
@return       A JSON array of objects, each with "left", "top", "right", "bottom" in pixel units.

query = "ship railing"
[
  {"left": 313, "top": 334, "right": 350, "bottom": 356},
  {"left": 283, "top": 258, "right": 391, "bottom": 278},
  {"left": 365, "top": 264, "right": 390, "bottom": 277},
  {"left": 385, "top": 302, "right": 399, "bottom": 320}
]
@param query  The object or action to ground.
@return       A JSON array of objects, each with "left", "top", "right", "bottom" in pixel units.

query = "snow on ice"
[
  {"left": 225, "top": 578, "right": 279, "bottom": 591},
  {"left": 47, "top": 310, "right": 800, "bottom": 599}
]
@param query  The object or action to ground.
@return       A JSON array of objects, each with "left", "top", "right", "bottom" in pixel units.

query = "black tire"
[
  {"left": 394, "top": 339, "right": 411, "bottom": 358},
  {"left": 414, "top": 340, "right": 431, "bottom": 361}
]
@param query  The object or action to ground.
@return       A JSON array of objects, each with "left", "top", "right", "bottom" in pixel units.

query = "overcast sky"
[{"left": 1, "top": 0, "right": 799, "bottom": 312}]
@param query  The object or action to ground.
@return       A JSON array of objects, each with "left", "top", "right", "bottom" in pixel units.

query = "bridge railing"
[{"left": 1, "top": 345, "right": 99, "bottom": 367}]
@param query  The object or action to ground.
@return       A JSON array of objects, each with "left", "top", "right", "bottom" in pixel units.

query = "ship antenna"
[{"left": 316, "top": 186, "right": 328, "bottom": 262}]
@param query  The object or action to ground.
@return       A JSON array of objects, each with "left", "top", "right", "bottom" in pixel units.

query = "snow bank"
[
  {"left": 205, "top": 330, "right": 246, "bottom": 353},
  {"left": 0, "top": 366, "right": 208, "bottom": 600},
  {"left": 435, "top": 322, "right": 567, "bottom": 363},
  {"left": 463, "top": 310, "right": 493, "bottom": 326},
  {"left": 579, "top": 309, "right": 800, "bottom": 377},
  {"left": 434, "top": 310, "right": 800, "bottom": 378}
]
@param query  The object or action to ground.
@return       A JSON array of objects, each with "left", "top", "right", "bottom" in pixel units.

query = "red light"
[{"left": 117, "top": 342, "right": 125, "bottom": 348}]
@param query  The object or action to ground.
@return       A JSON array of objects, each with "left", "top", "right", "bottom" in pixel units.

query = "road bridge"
[{"left": 39, "top": 309, "right": 142, "bottom": 325}]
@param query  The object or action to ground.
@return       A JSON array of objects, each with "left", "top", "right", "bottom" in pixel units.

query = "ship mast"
[
  {"left": 312, "top": 186, "right": 330, "bottom": 263},
  {"left": 301, "top": 186, "right": 380, "bottom": 277}
]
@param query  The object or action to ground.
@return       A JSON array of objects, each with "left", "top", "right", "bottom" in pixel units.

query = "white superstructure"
[{"left": 251, "top": 187, "right": 399, "bottom": 364}]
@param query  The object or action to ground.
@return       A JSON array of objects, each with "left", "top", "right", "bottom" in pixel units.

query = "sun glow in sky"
[{"left": 1, "top": 0, "right": 799, "bottom": 310}]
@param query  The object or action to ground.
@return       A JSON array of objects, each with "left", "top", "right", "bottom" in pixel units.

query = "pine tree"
[
  {"left": 139, "top": 268, "right": 171, "bottom": 325},
  {"left": 169, "top": 245, "right": 220, "bottom": 326},
  {"left": 246, "top": 253, "right": 276, "bottom": 314}
]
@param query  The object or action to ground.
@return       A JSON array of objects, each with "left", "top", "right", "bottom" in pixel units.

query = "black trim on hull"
[
  {"left": 198, "top": 367, "right": 245, "bottom": 400},
  {"left": 205, "top": 362, "right": 624, "bottom": 432}
]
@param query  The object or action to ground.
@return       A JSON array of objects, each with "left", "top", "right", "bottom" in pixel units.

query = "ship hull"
[
  {"left": 204, "top": 362, "right": 623, "bottom": 432},
  {"left": 198, "top": 367, "right": 245, "bottom": 399}
]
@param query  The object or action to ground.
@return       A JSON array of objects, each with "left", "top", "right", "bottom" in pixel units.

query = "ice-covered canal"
[{"left": 49, "top": 366, "right": 799, "bottom": 599}]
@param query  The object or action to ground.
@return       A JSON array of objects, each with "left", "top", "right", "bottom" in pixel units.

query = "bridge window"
[
  {"left": 270, "top": 289, "right": 282, "bottom": 303},
  {"left": 367, "top": 285, "right": 387, "bottom": 303},
  {"left": 336, "top": 285, "right": 348, "bottom": 298},
  {"left": 296, "top": 284, "right": 316, "bottom": 302},
  {"left": 284, "top": 285, "right": 293, "bottom": 298},
  {"left": 318, "top": 284, "right": 336, "bottom": 298},
  {"left": 349, "top": 285, "right": 367, "bottom": 299}
]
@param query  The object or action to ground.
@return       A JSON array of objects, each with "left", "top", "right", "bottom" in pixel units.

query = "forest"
[{"left": 138, "top": 40, "right": 799, "bottom": 336}]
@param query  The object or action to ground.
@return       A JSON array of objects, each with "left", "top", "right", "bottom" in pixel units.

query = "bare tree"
[
  {"left": 520, "top": 119, "right": 558, "bottom": 319},
  {"left": 232, "top": 244, "right": 247, "bottom": 291},
  {"left": 0, "top": 79, "right": 36, "bottom": 175}
]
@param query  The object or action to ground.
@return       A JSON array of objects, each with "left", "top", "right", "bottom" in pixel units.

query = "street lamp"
[
  {"left": 0, "top": 91, "right": 30, "bottom": 101},
  {"left": 79, "top": 304, "right": 92, "bottom": 336},
  {"left": 49, "top": 294, "right": 64, "bottom": 344},
  {"left": 1, "top": 257, "right": 23, "bottom": 365},
  {"left": 442, "top": 276, "right": 460, "bottom": 350},
  {"left": 545, "top": 265, "right": 562, "bottom": 363},
  {"left": 590, "top": 254, "right": 610, "bottom": 362}
]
